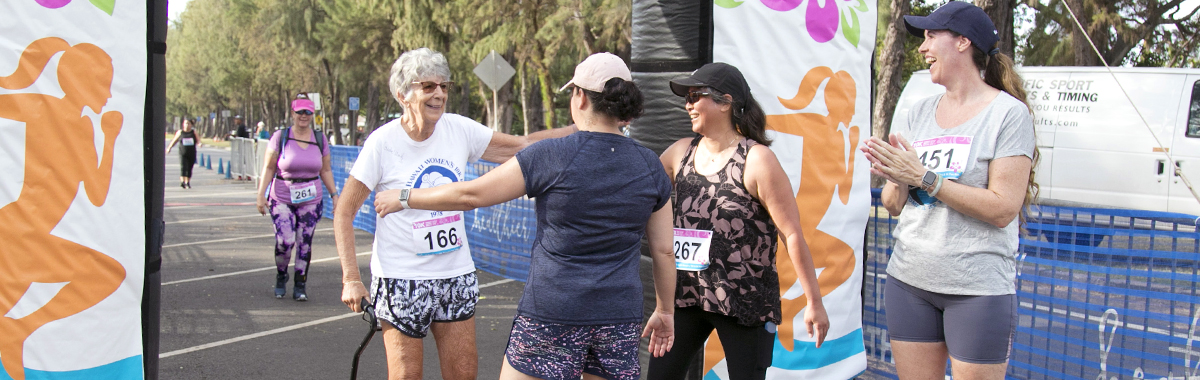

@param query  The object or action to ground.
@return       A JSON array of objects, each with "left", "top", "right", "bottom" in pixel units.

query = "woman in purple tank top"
[
  {"left": 254, "top": 94, "right": 339, "bottom": 302},
  {"left": 648, "top": 63, "right": 829, "bottom": 380}
]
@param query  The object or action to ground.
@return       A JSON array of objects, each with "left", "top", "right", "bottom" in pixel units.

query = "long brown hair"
[
  {"left": 966, "top": 41, "right": 1040, "bottom": 227},
  {"left": 708, "top": 87, "right": 772, "bottom": 147}
]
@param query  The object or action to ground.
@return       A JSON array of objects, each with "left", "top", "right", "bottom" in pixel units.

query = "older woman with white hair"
[{"left": 333, "top": 47, "right": 577, "bottom": 380}]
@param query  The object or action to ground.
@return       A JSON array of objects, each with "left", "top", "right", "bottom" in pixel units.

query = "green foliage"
[{"left": 167, "top": 0, "right": 631, "bottom": 134}]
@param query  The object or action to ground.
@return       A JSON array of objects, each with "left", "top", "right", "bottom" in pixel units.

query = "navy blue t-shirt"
[{"left": 514, "top": 131, "right": 673, "bottom": 325}]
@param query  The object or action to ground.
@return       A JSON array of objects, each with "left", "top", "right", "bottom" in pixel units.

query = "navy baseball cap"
[
  {"left": 670, "top": 63, "right": 751, "bottom": 108},
  {"left": 904, "top": 1, "right": 999, "bottom": 54}
]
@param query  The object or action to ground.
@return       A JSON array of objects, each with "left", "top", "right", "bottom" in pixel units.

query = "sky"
[{"left": 168, "top": 0, "right": 192, "bottom": 22}]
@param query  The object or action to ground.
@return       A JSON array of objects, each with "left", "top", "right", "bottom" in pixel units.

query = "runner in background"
[
  {"left": 255, "top": 95, "right": 339, "bottom": 302},
  {"left": 649, "top": 62, "right": 829, "bottom": 380},
  {"left": 863, "top": 2, "right": 1037, "bottom": 378},
  {"left": 166, "top": 118, "right": 202, "bottom": 189},
  {"left": 333, "top": 47, "right": 578, "bottom": 380}
]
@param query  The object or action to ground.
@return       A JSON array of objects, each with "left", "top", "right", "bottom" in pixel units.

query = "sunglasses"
[
  {"left": 295, "top": 110, "right": 314, "bottom": 115},
  {"left": 412, "top": 81, "right": 454, "bottom": 93},
  {"left": 684, "top": 91, "right": 712, "bottom": 104}
]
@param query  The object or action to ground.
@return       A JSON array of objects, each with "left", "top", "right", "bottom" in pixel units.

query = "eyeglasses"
[
  {"left": 412, "top": 81, "right": 454, "bottom": 93},
  {"left": 684, "top": 91, "right": 712, "bottom": 104},
  {"left": 295, "top": 110, "right": 314, "bottom": 115}
]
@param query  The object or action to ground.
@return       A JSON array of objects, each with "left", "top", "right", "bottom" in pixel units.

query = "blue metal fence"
[
  {"left": 865, "top": 188, "right": 1200, "bottom": 379},
  {"left": 326, "top": 145, "right": 1200, "bottom": 378}
]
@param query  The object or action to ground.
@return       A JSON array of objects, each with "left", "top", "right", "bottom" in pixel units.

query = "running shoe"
[
  {"left": 274, "top": 272, "right": 288, "bottom": 298},
  {"left": 293, "top": 273, "right": 308, "bottom": 301}
]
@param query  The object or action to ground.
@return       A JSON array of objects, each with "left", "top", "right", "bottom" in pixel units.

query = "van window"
[{"left": 1189, "top": 80, "right": 1200, "bottom": 138}]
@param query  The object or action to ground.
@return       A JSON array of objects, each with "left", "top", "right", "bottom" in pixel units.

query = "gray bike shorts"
[{"left": 884, "top": 278, "right": 1016, "bottom": 364}]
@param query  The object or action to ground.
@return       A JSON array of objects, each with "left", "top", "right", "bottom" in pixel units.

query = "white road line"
[
  {"left": 159, "top": 278, "right": 516, "bottom": 359},
  {"left": 165, "top": 214, "right": 263, "bottom": 225},
  {"left": 162, "top": 251, "right": 373, "bottom": 286},
  {"left": 479, "top": 279, "right": 514, "bottom": 289},
  {"left": 165, "top": 190, "right": 258, "bottom": 200},
  {"left": 159, "top": 313, "right": 360, "bottom": 358},
  {"left": 162, "top": 228, "right": 333, "bottom": 248}
]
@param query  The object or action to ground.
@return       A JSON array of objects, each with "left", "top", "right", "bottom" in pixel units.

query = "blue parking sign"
[{"left": 348, "top": 97, "right": 360, "bottom": 111}]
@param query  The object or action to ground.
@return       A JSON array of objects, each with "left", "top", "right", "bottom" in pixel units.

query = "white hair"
[{"left": 388, "top": 48, "right": 451, "bottom": 105}]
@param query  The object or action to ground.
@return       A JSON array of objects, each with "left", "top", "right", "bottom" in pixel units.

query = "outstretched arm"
[
  {"left": 479, "top": 125, "right": 578, "bottom": 163},
  {"left": 320, "top": 153, "right": 339, "bottom": 212},
  {"left": 83, "top": 111, "right": 123, "bottom": 206},
  {"left": 374, "top": 157, "right": 527, "bottom": 216},
  {"left": 642, "top": 203, "right": 676, "bottom": 357},
  {"left": 745, "top": 145, "right": 828, "bottom": 347},
  {"left": 166, "top": 130, "right": 182, "bottom": 154}
]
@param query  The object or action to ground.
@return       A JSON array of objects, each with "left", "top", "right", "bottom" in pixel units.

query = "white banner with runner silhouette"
[
  {"left": 0, "top": 1, "right": 146, "bottom": 379},
  {"left": 703, "top": 0, "right": 874, "bottom": 378}
]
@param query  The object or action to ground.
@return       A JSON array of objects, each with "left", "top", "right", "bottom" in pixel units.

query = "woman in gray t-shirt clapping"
[{"left": 862, "top": 2, "right": 1037, "bottom": 379}]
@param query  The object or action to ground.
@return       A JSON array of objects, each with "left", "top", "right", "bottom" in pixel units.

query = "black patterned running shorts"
[{"left": 370, "top": 272, "right": 478, "bottom": 338}]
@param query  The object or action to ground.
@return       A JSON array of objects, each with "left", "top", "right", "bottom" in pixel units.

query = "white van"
[{"left": 892, "top": 67, "right": 1200, "bottom": 215}]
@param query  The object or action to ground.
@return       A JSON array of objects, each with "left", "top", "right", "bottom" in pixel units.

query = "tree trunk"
[
  {"left": 364, "top": 81, "right": 381, "bottom": 136},
  {"left": 977, "top": 0, "right": 1015, "bottom": 56},
  {"left": 519, "top": 63, "right": 530, "bottom": 136},
  {"left": 538, "top": 68, "right": 555, "bottom": 129},
  {"left": 480, "top": 85, "right": 494, "bottom": 129},
  {"left": 459, "top": 77, "right": 472, "bottom": 117},
  {"left": 498, "top": 78, "right": 515, "bottom": 134},
  {"left": 872, "top": 0, "right": 910, "bottom": 187},
  {"left": 1066, "top": 0, "right": 1099, "bottom": 66},
  {"left": 322, "top": 59, "right": 344, "bottom": 145}
]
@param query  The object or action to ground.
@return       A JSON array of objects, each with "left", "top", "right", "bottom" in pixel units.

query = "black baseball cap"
[
  {"left": 670, "top": 62, "right": 751, "bottom": 108},
  {"left": 904, "top": 1, "right": 999, "bottom": 54}
]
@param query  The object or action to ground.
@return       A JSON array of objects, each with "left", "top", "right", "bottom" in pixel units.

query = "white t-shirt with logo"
[{"left": 350, "top": 113, "right": 493, "bottom": 280}]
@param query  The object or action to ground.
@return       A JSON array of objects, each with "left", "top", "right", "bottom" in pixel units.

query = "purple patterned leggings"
[{"left": 268, "top": 198, "right": 323, "bottom": 275}]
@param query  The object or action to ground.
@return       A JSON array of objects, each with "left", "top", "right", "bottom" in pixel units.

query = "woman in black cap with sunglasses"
[
  {"left": 862, "top": 2, "right": 1037, "bottom": 378},
  {"left": 648, "top": 62, "right": 828, "bottom": 380}
]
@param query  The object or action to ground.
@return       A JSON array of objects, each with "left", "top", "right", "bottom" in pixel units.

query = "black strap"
[{"left": 274, "top": 174, "right": 319, "bottom": 183}]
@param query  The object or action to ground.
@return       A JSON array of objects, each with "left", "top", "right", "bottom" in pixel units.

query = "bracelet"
[
  {"left": 344, "top": 280, "right": 363, "bottom": 285},
  {"left": 928, "top": 173, "right": 945, "bottom": 197}
]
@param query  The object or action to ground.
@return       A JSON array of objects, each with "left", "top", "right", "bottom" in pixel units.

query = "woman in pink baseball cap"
[{"left": 255, "top": 93, "right": 339, "bottom": 301}]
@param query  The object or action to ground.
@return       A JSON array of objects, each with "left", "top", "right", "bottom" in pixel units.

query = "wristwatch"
[
  {"left": 920, "top": 170, "right": 938, "bottom": 190},
  {"left": 398, "top": 188, "right": 411, "bottom": 209}
]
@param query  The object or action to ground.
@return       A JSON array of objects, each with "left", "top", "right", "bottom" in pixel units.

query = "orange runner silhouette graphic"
[
  {"left": 0, "top": 37, "right": 127, "bottom": 380},
  {"left": 703, "top": 66, "right": 861, "bottom": 375},
  {"left": 767, "top": 66, "right": 860, "bottom": 352}
]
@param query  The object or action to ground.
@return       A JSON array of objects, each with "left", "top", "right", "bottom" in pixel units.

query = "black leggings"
[
  {"left": 180, "top": 153, "right": 196, "bottom": 178},
  {"left": 647, "top": 307, "right": 775, "bottom": 380}
]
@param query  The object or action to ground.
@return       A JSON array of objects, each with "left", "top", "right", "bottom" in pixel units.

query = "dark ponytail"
[
  {"left": 583, "top": 77, "right": 644, "bottom": 122},
  {"left": 708, "top": 87, "right": 772, "bottom": 147}
]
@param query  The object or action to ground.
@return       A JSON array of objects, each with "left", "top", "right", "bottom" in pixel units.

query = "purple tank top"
[{"left": 269, "top": 129, "right": 328, "bottom": 204}]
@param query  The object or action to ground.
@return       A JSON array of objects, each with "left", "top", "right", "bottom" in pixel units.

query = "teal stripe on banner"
[
  {"left": 703, "top": 328, "right": 865, "bottom": 378},
  {"left": 0, "top": 356, "right": 142, "bottom": 380},
  {"left": 771, "top": 328, "right": 865, "bottom": 370}
]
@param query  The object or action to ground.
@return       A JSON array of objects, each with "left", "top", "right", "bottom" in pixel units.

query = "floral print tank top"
[{"left": 673, "top": 136, "right": 780, "bottom": 326}]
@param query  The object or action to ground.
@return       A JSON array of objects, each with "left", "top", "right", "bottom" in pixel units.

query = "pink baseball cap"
[
  {"left": 559, "top": 52, "right": 632, "bottom": 93},
  {"left": 292, "top": 99, "right": 316, "bottom": 112}
]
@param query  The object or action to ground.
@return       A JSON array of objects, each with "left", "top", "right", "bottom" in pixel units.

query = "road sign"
[
  {"left": 473, "top": 50, "right": 516, "bottom": 91},
  {"left": 220, "top": 110, "right": 231, "bottom": 117},
  {"left": 348, "top": 97, "right": 360, "bottom": 111},
  {"left": 210, "top": 112, "right": 216, "bottom": 119},
  {"left": 307, "top": 92, "right": 322, "bottom": 111}
]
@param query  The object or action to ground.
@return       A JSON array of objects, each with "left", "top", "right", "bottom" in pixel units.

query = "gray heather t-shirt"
[{"left": 886, "top": 91, "right": 1035, "bottom": 295}]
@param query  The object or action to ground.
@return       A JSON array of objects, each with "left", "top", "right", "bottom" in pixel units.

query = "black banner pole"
[{"left": 142, "top": 0, "right": 166, "bottom": 378}]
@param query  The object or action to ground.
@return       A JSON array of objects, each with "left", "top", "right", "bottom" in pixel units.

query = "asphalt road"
[{"left": 158, "top": 147, "right": 526, "bottom": 380}]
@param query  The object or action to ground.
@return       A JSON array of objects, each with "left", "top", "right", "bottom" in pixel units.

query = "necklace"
[{"left": 707, "top": 135, "right": 741, "bottom": 162}]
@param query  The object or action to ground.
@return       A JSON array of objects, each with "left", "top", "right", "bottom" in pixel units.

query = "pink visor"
[{"left": 292, "top": 99, "right": 316, "bottom": 112}]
